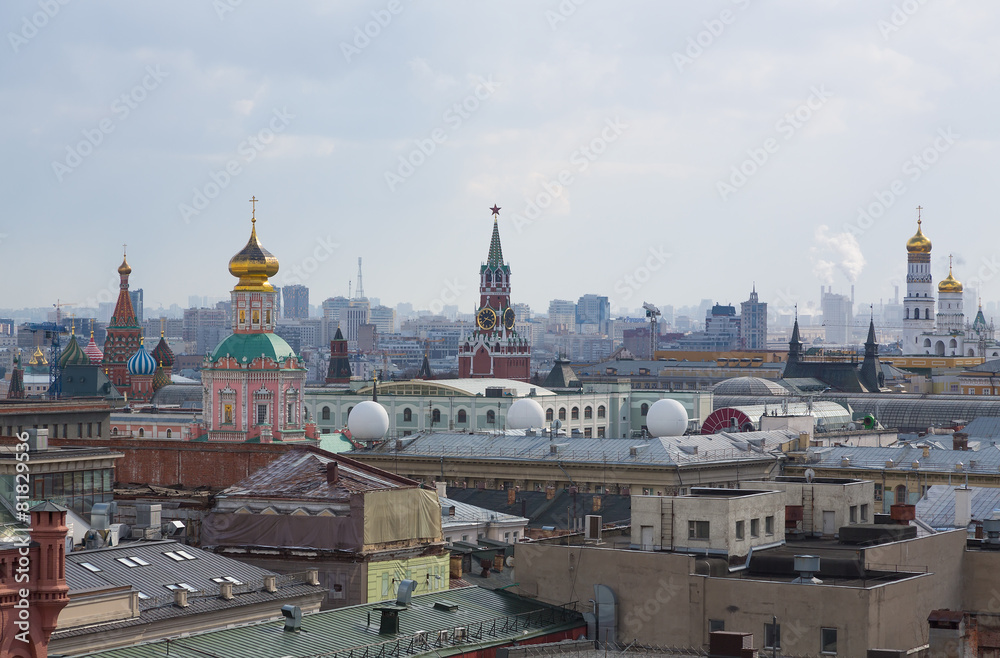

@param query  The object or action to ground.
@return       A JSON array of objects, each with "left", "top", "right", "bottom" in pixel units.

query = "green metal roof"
[
  {"left": 208, "top": 332, "right": 298, "bottom": 365},
  {"left": 319, "top": 432, "right": 354, "bottom": 453},
  {"left": 82, "top": 586, "right": 582, "bottom": 658}
]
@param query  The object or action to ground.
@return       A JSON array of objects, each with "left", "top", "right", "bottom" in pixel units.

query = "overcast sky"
[{"left": 2, "top": 1, "right": 996, "bottom": 317}]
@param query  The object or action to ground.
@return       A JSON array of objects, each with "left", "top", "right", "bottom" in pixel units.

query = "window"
[
  {"left": 166, "top": 429, "right": 172, "bottom": 438},
  {"left": 874, "top": 484, "right": 883, "bottom": 501},
  {"left": 457, "top": 409, "right": 467, "bottom": 423},
  {"left": 546, "top": 409, "right": 553, "bottom": 422},
  {"left": 750, "top": 518, "right": 759, "bottom": 538},
  {"left": 861, "top": 504, "right": 869, "bottom": 523},
  {"left": 164, "top": 550, "right": 197, "bottom": 561},
  {"left": 765, "top": 515, "right": 774, "bottom": 535},
  {"left": 257, "top": 404, "right": 267, "bottom": 424},
  {"left": 138, "top": 428, "right": 144, "bottom": 438},
  {"left": 735, "top": 520, "right": 745, "bottom": 540},
  {"left": 821, "top": 627, "right": 837, "bottom": 654},
  {"left": 764, "top": 622, "right": 780, "bottom": 650},
  {"left": 403, "top": 408, "right": 412, "bottom": 422},
  {"left": 850, "top": 505, "right": 858, "bottom": 523},
  {"left": 77, "top": 422, "right": 83, "bottom": 438},
  {"left": 486, "top": 410, "right": 495, "bottom": 424},
  {"left": 584, "top": 406, "right": 593, "bottom": 419},
  {"left": 80, "top": 562, "right": 101, "bottom": 572},
  {"left": 688, "top": 520, "right": 709, "bottom": 540},
  {"left": 432, "top": 409, "right": 441, "bottom": 423},
  {"left": 640, "top": 403, "right": 649, "bottom": 416},
  {"left": 584, "top": 427, "right": 592, "bottom": 437},
  {"left": 709, "top": 619, "right": 725, "bottom": 633},
  {"left": 87, "top": 423, "right": 93, "bottom": 437},
  {"left": 462, "top": 535, "right": 469, "bottom": 542},
  {"left": 224, "top": 404, "right": 233, "bottom": 424},
  {"left": 321, "top": 406, "right": 331, "bottom": 420},
  {"left": 571, "top": 407, "right": 579, "bottom": 420},
  {"left": 558, "top": 408, "right": 566, "bottom": 421},
  {"left": 112, "top": 427, "right": 118, "bottom": 435},
  {"left": 597, "top": 405, "right": 606, "bottom": 419},
  {"left": 597, "top": 426, "right": 606, "bottom": 438}
]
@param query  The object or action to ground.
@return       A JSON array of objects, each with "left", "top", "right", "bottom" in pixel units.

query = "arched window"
[
  {"left": 138, "top": 428, "right": 144, "bottom": 437},
  {"left": 403, "top": 408, "right": 412, "bottom": 422},
  {"left": 905, "top": 308, "right": 909, "bottom": 319},
  {"left": 641, "top": 403, "right": 649, "bottom": 417},
  {"left": 925, "top": 308, "right": 931, "bottom": 320},
  {"left": 487, "top": 410, "right": 496, "bottom": 424},
  {"left": 112, "top": 427, "right": 118, "bottom": 435},
  {"left": 571, "top": 407, "right": 580, "bottom": 420},
  {"left": 321, "top": 406, "right": 331, "bottom": 420},
  {"left": 584, "top": 406, "right": 593, "bottom": 419},
  {"left": 894, "top": 484, "right": 907, "bottom": 505},
  {"left": 597, "top": 405, "right": 606, "bottom": 419},
  {"left": 432, "top": 409, "right": 441, "bottom": 423},
  {"left": 457, "top": 409, "right": 467, "bottom": 423},
  {"left": 558, "top": 408, "right": 566, "bottom": 421},
  {"left": 546, "top": 409, "right": 553, "bottom": 422},
  {"left": 346, "top": 406, "right": 354, "bottom": 420},
  {"left": 166, "top": 429, "right": 172, "bottom": 438}
]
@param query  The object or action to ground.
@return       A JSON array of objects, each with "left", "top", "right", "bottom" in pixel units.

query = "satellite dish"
[
  {"left": 847, "top": 422, "right": 857, "bottom": 431},
  {"left": 805, "top": 468, "right": 816, "bottom": 483},
  {"left": 505, "top": 556, "right": 514, "bottom": 567},
  {"left": 553, "top": 419, "right": 563, "bottom": 430}
]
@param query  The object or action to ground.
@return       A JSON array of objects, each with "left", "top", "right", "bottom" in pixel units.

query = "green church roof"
[
  {"left": 59, "top": 335, "right": 90, "bottom": 368},
  {"left": 208, "top": 332, "right": 298, "bottom": 366}
]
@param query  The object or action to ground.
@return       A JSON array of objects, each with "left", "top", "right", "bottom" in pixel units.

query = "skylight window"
[
  {"left": 137, "top": 592, "right": 150, "bottom": 600},
  {"left": 176, "top": 550, "right": 197, "bottom": 560},
  {"left": 116, "top": 557, "right": 139, "bottom": 567},
  {"left": 164, "top": 551, "right": 183, "bottom": 561},
  {"left": 130, "top": 556, "right": 151, "bottom": 566},
  {"left": 212, "top": 576, "right": 244, "bottom": 585},
  {"left": 80, "top": 562, "right": 101, "bottom": 572}
]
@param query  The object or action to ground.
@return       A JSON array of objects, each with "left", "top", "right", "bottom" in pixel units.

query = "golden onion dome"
[
  {"left": 906, "top": 219, "right": 932, "bottom": 254},
  {"left": 939, "top": 258, "right": 963, "bottom": 293},
  {"left": 118, "top": 253, "right": 132, "bottom": 275},
  {"left": 229, "top": 217, "right": 279, "bottom": 291}
]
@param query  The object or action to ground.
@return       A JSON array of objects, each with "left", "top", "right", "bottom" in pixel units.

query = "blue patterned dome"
[{"left": 127, "top": 340, "right": 157, "bottom": 376}]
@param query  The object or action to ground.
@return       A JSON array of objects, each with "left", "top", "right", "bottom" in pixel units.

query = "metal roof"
[
  {"left": 358, "top": 430, "right": 793, "bottom": 466},
  {"left": 84, "top": 586, "right": 583, "bottom": 658},
  {"left": 66, "top": 539, "right": 280, "bottom": 600},
  {"left": 711, "top": 377, "right": 790, "bottom": 396},
  {"left": 358, "top": 378, "right": 556, "bottom": 398},
  {"left": 439, "top": 496, "right": 527, "bottom": 528},
  {"left": 961, "top": 417, "right": 1000, "bottom": 442},
  {"left": 220, "top": 449, "right": 412, "bottom": 501},
  {"left": 799, "top": 444, "right": 1000, "bottom": 474},
  {"left": 916, "top": 485, "right": 1000, "bottom": 529}
]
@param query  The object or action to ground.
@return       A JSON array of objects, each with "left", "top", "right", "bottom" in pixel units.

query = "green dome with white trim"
[{"left": 208, "top": 333, "right": 298, "bottom": 365}]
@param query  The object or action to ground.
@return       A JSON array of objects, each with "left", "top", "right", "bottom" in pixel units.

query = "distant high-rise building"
[
  {"left": 576, "top": 294, "right": 611, "bottom": 333},
  {"left": 322, "top": 297, "right": 351, "bottom": 324},
  {"left": 547, "top": 299, "right": 576, "bottom": 333},
  {"left": 340, "top": 301, "right": 370, "bottom": 346},
  {"left": 821, "top": 287, "right": 854, "bottom": 345},
  {"left": 129, "top": 288, "right": 144, "bottom": 324},
  {"left": 740, "top": 287, "right": 767, "bottom": 350},
  {"left": 283, "top": 284, "right": 309, "bottom": 319},
  {"left": 370, "top": 305, "right": 396, "bottom": 335}
]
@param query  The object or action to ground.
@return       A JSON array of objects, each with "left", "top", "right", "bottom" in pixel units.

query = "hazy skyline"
[{"left": 2, "top": 1, "right": 997, "bottom": 316}]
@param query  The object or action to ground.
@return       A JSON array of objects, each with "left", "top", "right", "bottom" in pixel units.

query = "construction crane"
[
  {"left": 643, "top": 302, "right": 661, "bottom": 358},
  {"left": 52, "top": 299, "right": 76, "bottom": 326}
]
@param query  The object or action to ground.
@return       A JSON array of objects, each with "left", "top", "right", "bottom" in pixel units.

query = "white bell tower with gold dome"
[{"left": 903, "top": 208, "right": 936, "bottom": 354}]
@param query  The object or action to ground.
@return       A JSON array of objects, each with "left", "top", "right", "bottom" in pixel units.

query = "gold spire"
[
  {"left": 938, "top": 254, "right": 963, "bottom": 293},
  {"left": 906, "top": 206, "right": 932, "bottom": 254},
  {"left": 229, "top": 197, "right": 279, "bottom": 291}
]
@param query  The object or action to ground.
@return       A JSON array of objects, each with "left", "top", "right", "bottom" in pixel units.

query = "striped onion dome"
[
  {"left": 127, "top": 339, "right": 157, "bottom": 376},
  {"left": 83, "top": 331, "right": 104, "bottom": 364}
]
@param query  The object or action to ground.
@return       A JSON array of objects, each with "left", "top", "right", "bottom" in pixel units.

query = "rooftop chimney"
[
  {"left": 954, "top": 433, "right": 969, "bottom": 451},
  {"left": 436, "top": 481, "right": 447, "bottom": 499},
  {"left": 174, "top": 589, "right": 189, "bottom": 607},
  {"left": 219, "top": 582, "right": 234, "bottom": 600},
  {"left": 264, "top": 575, "right": 277, "bottom": 592},
  {"left": 791, "top": 555, "right": 822, "bottom": 584},
  {"left": 26, "top": 427, "right": 48, "bottom": 452},
  {"left": 326, "top": 461, "right": 339, "bottom": 486},
  {"left": 955, "top": 487, "right": 972, "bottom": 529}
]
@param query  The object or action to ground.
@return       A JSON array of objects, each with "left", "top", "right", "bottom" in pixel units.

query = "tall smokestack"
[
  {"left": 851, "top": 285, "right": 855, "bottom": 305},
  {"left": 894, "top": 285, "right": 899, "bottom": 305}
]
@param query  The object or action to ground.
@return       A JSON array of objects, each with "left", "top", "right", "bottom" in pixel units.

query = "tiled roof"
[{"left": 220, "top": 449, "right": 416, "bottom": 500}]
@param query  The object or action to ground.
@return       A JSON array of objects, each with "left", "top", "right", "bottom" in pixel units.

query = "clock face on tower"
[
  {"left": 503, "top": 307, "right": 515, "bottom": 330},
  {"left": 477, "top": 307, "right": 497, "bottom": 331}
]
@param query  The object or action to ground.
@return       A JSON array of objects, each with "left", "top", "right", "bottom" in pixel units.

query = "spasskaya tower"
[{"left": 458, "top": 205, "right": 531, "bottom": 381}]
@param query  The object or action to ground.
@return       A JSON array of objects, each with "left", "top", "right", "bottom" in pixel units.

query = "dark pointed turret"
[
  {"left": 787, "top": 315, "right": 803, "bottom": 364},
  {"left": 7, "top": 352, "right": 24, "bottom": 399},
  {"left": 859, "top": 316, "right": 882, "bottom": 393},
  {"left": 325, "top": 327, "right": 352, "bottom": 384},
  {"left": 417, "top": 354, "right": 433, "bottom": 380}
]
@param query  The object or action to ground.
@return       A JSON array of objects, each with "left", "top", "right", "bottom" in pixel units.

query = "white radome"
[
  {"left": 507, "top": 398, "right": 545, "bottom": 430},
  {"left": 647, "top": 399, "right": 688, "bottom": 437},
  {"left": 348, "top": 400, "right": 390, "bottom": 440}
]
